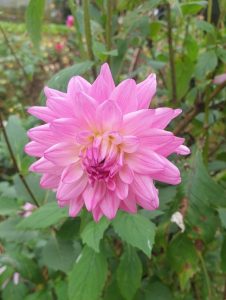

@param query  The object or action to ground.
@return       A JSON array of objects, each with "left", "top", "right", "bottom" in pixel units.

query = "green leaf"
[
  {"left": 195, "top": 50, "right": 218, "bottom": 80},
  {"left": 113, "top": 212, "right": 156, "bottom": 257},
  {"left": 68, "top": 246, "right": 108, "bottom": 300},
  {"left": 40, "top": 61, "right": 93, "bottom": 104},
  {"left": 216, "top": 48, "right": 226, "bottom": 64},
  {"left": 144, "top": 281, "right": 173, "bottom": 300},
  {"left": 81, "top": 218, "right": 110, "bottom": 252},
  {"left": 0, "top": 197, "right": 19, "bottom": 215},
  {"left": 117, "top": 246, "right": 142, "bottom": 300},
  {"left": 41, "top": 237, "right": 79, "bottom": 273},
  {"left": 17, "top": 202, "right": 68, "bottom": 229},
  {"left": 4, "top": 116, "right": 28, "bottom": 163},
  {"left": 2, "top": 282, "right": 28, "bottom": 300},
  {"left": 218, "top": 208, "right": 226, "bottom": 229},
  {"left": 24, "top": 291, "right": 52, "bottom": 300},
  {"left": 167, "top": 235, "right": 198, "bottom": 289},
  {"left": 25, "top": 0, "right": 45, "bottom": 49},
  {"left": 221, "top": 235, "right": 226, "bottom": 273},
  {"left": 181, "top": 1, "right": 207, "bottom": 15},
  {"left": 54, "top": 281, "right": 69, "bottom": 300},
  {"left": 196, "top": 20, "right": 214, "bottom": 33}
]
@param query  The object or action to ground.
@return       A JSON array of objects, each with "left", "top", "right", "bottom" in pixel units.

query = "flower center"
[{"left": 80, "top": 133, "right": 123, "bottom": 185}]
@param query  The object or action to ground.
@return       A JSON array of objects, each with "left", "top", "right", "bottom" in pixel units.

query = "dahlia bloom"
[
  {"left": 25, "top": 63, "right": 189, "bottom": 221},
  {"left": 66, "top": 15, "right": 74, "bottom": 28}
]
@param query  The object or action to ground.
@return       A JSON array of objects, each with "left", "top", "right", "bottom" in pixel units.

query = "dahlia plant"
[{"left": 25, "top": 63, "right": 189, "bottom": 221}]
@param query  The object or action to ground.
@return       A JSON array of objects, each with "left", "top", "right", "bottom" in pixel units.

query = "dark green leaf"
[
  {"left": 68, "top": 246, "right": 108, "bottom": 300},
  {"left": 221, "top": 235, "right": 226, "bottom": 273},
  {"left": 218, "top": 208, "right": 226, "bottom": 229},
  {"left": 0, "top": 197, "right": 19, "bottom": 215},
  {"left": 17, "top": 202, "right": 68, "bottom": 229},
  {"left": 117, "top": 246, "right": 142, "bottom": 300},
  {"left": 144, "top": 281, "right": 173, "bottom": 300},
  {"left": 113, "top": 212, "right": 156, "bottom": 257},
  {"left": 81, "top": 218, "right": 110, "bottom": 252},
  {"left": 2, "top": 282, "right": 28, "bottom": 300},
  {"left": 41, "top": 238, "right": 79, "bottom": 273},
  {"left": 195, "top": 50, "right": 218, "bottom": 80}
]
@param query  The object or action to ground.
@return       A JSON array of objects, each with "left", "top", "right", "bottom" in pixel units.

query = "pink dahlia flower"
[
  {"left": 25, "top": 63, "right": 190, "bottom": 221},
  {"left": 66, "top": 15, "right": 74, "bottom": 28}
]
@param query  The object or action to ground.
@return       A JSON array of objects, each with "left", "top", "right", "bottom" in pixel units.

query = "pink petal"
[
  {"left": 67, "top": 76, "right": 91, "bottom": 102},
  {"left": 44, "top": 86, "right": 66, "bottom": 99},
  {"left": 175, "top": 145, "right": 190, "bottom": 155},
  {"left": 120, "top": 190, "right": 137, "bottom": 213},
  {"left": 27, "top": 124, "right": 58, "bottom": 145},
  {"left": 28, "top": 106, "right": 57, "bottom": 123},
  {"left": 61, "top": 162, "right": 84, "bottom": 183},
  {"left": 57, "top": 175, "right": 87, "bottom": 201},
  {"left": 50, "top": 118, "right": 81, "bottom": 140},
  {"left": 24, "top": 141, "right": 48, "bottom": 157},
  {"left": 122, "top": 136, "right": 139, "bottom": 153},
  {"left": 83, "top": 182, "right": 106, "bottom": 211},
  {"left": 29, "top": 157, "right": 63, "bottom": 174},
  {"left": 115, "top": 177, "right": 128, "bottom": 200},
  {"left": 92, "top": 206, "right": 103, "bottom": 222},
  {"left": 44, "top": 142, "right": 80, "bottom": 166},
  {"left": 119, "top": 164, "right": 134, "bottom": 184},
  {"left": 110, "top": 79, "right": 138, "bottom": 114},
  {"left": 96, "top": 100, "right": 122, "bottom": 132},
  {"left": 100, "top": 191, "right": 120, "bottom": 220},
  {"left": 69, "top": 196, "right": 84, "bottom": 217},
  {"left": 40, "top": 174, "right": 60, "bottom": 189},
  {"left": 90, "top": 63, "right": 115, "bottom": 103},
  {"left": 126, "top": 148, "right": 164, "bottom": 175},
  {"left": 137, "top": 74, "right": 156, "bottom": 109},
  {"left": 132, "top": 175, "right": 159, "bottom": 209}
]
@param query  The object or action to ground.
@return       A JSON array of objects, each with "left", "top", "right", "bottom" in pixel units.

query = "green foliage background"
[{"left": 0, "top": 0, "right": 226, "bottom": 299}]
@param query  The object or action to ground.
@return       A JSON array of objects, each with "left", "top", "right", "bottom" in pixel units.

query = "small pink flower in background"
[
  {"left": 66, "top": 15, "right": 74, "bottom": 28},
  {"left": 22, "top": 202, "right": 37, "bottom": 217},
  {"left": 213, "top": 73, "right": 226, "bottom": 85},
  {"left": 13, "top": 272, "right": 20, "bottom": 285},
  {"left": 25, "top": 63, "right": 190, "bottom": 221},
  {"left": 55, "top": 42, "right": 64, "bottom": 53}
]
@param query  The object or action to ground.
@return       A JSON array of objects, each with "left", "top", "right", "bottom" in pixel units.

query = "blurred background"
[{"left": 0, "top": 1, "right": 226, "bottom": 300}]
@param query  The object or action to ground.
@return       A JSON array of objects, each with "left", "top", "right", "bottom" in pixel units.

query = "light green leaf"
[
  {"left": 68, "top": 246, "right": 108, "bottom": 300},
  {"left": 24, "top": 291, "right": 52, "bottom": 300},
  {"left": 117, "top": 246, "right": 142, "bottom": 300},
  {"left": 195, "top": 50, "right": 218, "bottom": 80},
  {"left": 25, "top": 0, "right": 45, "bottom": 49},
  {"left": 196, "top": 20, "right": 214, "bottom": 33},
  {"left": 17, "top": 202, "right": 68, "bottom": 229},
  {"left": 40, "top": 61, "right": 93, "bottom": 104},
  {"left": 0, "top": 197, "right": 19, "bottom": 215},
  {"left": 218, "top": 208, "right": 226, "bottom": 229},
  {"left": 181, "top": 1, "right": 207, "bottom": 15},
  {"left": 81, "top": 218, "right": 110, "bottom": 252},
  {"left": 113, "top": 212, "right": 156, "bottom": 257},
  {"left": 41, "top": 238, "right": 79, "bottom": 273}
]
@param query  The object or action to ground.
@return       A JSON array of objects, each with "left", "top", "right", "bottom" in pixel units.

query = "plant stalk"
[
  {"left": 166, "top": 3, "right": 177, "bottom": 104},
  {"left": 0, "top": 113, "right": 39, "bottom": 207},
  {"left": 83, "top": 0, "right": 97, "bottom": 77}
]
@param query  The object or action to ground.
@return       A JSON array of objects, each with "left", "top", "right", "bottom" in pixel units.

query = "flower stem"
[
  {"left": 166, "top": 3, "right": 177, "bottom": 105},
  {"left": 197, "top": 251, "right": 212, "bottom": 299},
  {"left": 106, "top": 0, "right": 112, "bottom": 63},
  {"left": 0, "top": 113, "right": 39, "bottom": 207},
  {"left": 83, "top": 0, "right": 97, "bottom": 78},
  {"left": 68, "top": 0, "right": 86, "bottom": 59}
]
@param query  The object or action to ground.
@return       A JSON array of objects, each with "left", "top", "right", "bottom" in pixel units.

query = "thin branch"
[
  {"left": 166, "top": 3, "right": 177, "bottom": 104},
  {"left": 83, "top": 0, "right": 97, "bottom": 78},
  {"left": 0, "top": 25, "right": 28, "bottom": 81},
  {"left": 68, "top": 0, "right": 86, "bottom": 59},
  {"left": 106, "top": 0, "right": 113, "bottom": 53},
  {"left": 0, "top": 113, "right": 39, "bottom": 207},
  {"left": 174, "top": 80, "right": 226, "bottom": 136},
  {"left": 129, "top": 47, "right": 142, "bottom": 79}
]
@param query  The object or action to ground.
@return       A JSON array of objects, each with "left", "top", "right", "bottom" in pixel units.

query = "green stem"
[
  {"left": 203, "top": 99, "right": 209, "bottom": 165},
  {"left": 106, "top": 0, "right": 112, "bottom": 63},
  {"left": 68, "top": 0, "right": 86, "bottom": 59},
  {"left": 0, "top": 113, "right": 39, "bottom": 207},
  {"left": 166, "top": 3, "right": 177, "bottom": 105},
  {"left": 197, "top": 251, "right": 212, "bottom": 299},
  {"left": 0, "top": 25, "right": 28, "bottom": 81},
  {"left": 83, "top": 0, "right": 97, "bottom": 77},
  {"left": 207, "top": 0, "right": 212, "bottom": 23}
]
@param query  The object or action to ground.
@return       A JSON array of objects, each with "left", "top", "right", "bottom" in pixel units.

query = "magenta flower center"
[{"left": 80, "top": 132, "right": 123, "bottom": 186}]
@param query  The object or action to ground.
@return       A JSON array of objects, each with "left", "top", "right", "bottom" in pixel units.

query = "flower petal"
[
  {"left": 57, "top": 175, "right": 87, "bottom": 201},
  {"left": 100, "top": 191, "right": 120, "bottom": 220},
  {"left": 110, "top": 79, "right": 138, "bottom": 114},
  {"left": 27, "top": 106, "right": 57, "bottom": 123},
  {"left": 137, "top": 74, "right": 156, "bottom": 109},
  {"left": 61, "top": 162, "right": 84, "bottom": 183},
  {"left": 69, "top": 196, "right": 84, "bottom": 217},
  {"left": 40, "top": 174, "right": 60, "bottom": 189}
]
